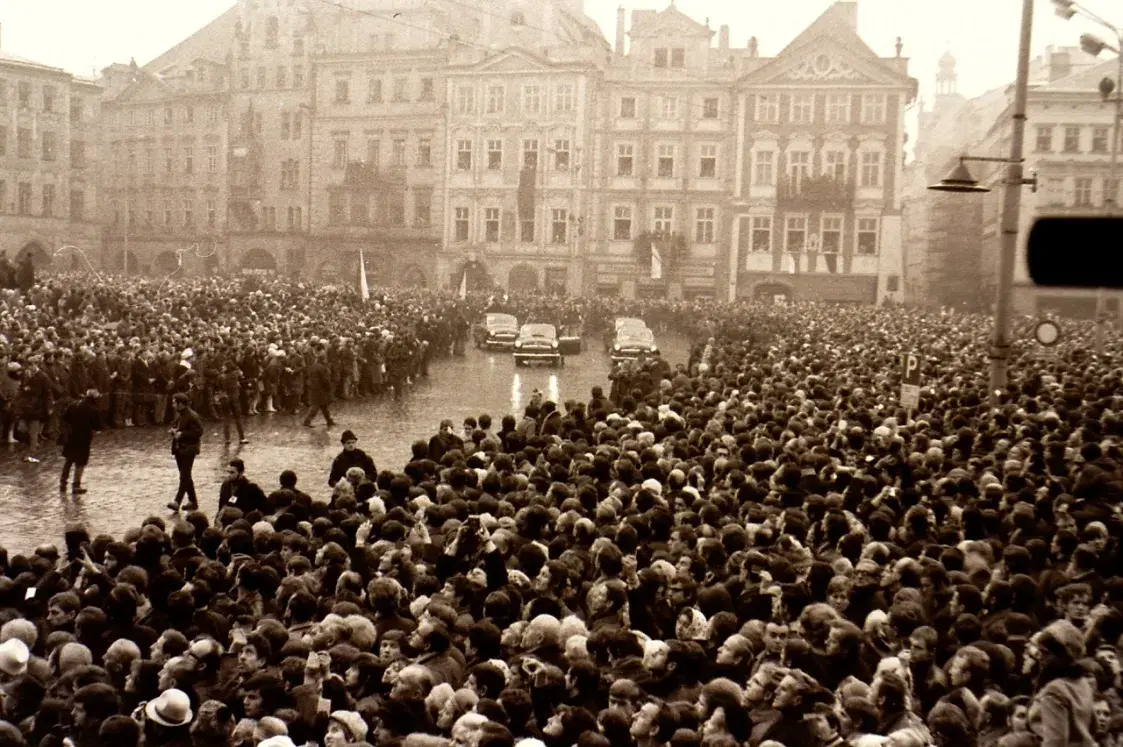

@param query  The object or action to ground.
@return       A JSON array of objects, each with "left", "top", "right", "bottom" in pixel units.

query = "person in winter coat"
[
  {"left": 328, "top": 430, "right": 377, "bottom": 487},
  {"left": 302, "top": 351, "right": 335, "bottom": 428},
  {"left": 1026, "top": 620, "right": 1097, "bottom": 747},
  {"left": 17, "top": 353, "right": 52, "bottom": 456},
  {"left": 168, "top": 392, "right": 204, "bottom": 512},
  {"left": 59, "top": 388, "right": 103, "bottom": 494}
]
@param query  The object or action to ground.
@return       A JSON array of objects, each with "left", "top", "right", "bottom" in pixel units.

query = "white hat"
[
  {"left": 0, "top": 638, "right": 30, "bottom": 676},
  {"left": 145, "top": 688, "right": 194, "bottom": 727},
  {"left": 258, "top": 738, "right": 297, "bottom": 747},
  {"left": 181, "top": 348, "right": 194, "bottom": 360}
]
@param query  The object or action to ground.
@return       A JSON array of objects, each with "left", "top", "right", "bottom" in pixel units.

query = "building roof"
[
  {"left": 628, "top": 4, "right": 713, "bottom": 40},
  {"left": 142, "top": 4, "right": 238, "bottom": 74},
  {"left": 0, "top": 49, "right": 67, "bottom": 75},
  {"left": 774, "top": 2, "right": 877, "bottom": 62}
]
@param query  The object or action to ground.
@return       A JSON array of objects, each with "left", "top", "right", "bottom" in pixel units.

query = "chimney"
[
  {"left": 615, "top": 6, "right": 626, "bottom": 57},
  {"left": 748, "top": 36, "right": 759, "bottom": 58},
  {"left": 719, "top": 24, "right": 729, "bottom": 51},
  {"left": 1049, "top": 49, "right": 1072, "bottom": 81}
]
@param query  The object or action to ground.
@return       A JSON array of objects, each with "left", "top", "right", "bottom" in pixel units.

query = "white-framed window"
[
  {"left": 616, "top": 143, "right": 634, "bottom": 176},
  {"left": 551, "top": 208, "right": 568, "bottom": 243},
  {"left": 856, "top": 217, "right": 879, "bottom": 254},
  {"left": 520, "top": 214, "right": 535, "bottom": 243},
  {"left": 554, "top": 139, "right": 571, "bottom": 170},
  {"left": 522, "top": 139, "right": 539, "bottom": 169},
  {"left": 522, "top": 85, "right": 541, "bottom": 114},
  {"left": 368, "top": 78, "right": 383, "bottom": 104},
  {"left": 702, "top": 97, "right": 719, "bottom": 119},
  {"left": 392, "top": 138, "right": 407, "bottom": 167},
  {"left": 1064, "top": 126, "right": 1081, "bottom": 153},
  {"left": 1035, "top": 126, "right": 1053, "bottom": 153},
  {"left": 654, "top": 47, "right": 685, "bottom": 68},
  {"left": 753, "top": 150, "right": 775, "bottom": 185},
  {"left": 486, "top": 85, "right": 505, "bottom": 114},
  {"left": 785, "top": 214, "right": 807, "bottom": 252},
  {"left": 859, "top": 151, "right": 882, "bottom": 188},
  {"left": 393, "top": 77, "right": 408, "bottom": 102},
  {"left": 456, "top": 139, "right": 473, "bottom": 170},
  {"left": 205, "top": 145, "right": 218, "bottom": 174},
  {"left": 165, "top": 147, "right": 174, "bottom": 173},
  {"left": 334, "top": 78, "right": 351, "bottom": 104},
  {"left": 755, "top": 94, "right": 779, "bottom": 123},
  {"left": 619, "top": 96, "right": 636, "bottom": 118},
  {"left": 790, "top": 94, "right": 814, "bottom": 124},
  {"left": 417, "top": 137, "right": 432, "bottom": 167},
  {"left": 487, "top": 139, "right": 503, "bottom": 170},
  {"left": 695, "top": 207, "right": 715, "bottom": 244},
  {"left": 456, "top": 86, "right": 475, "bottom": 114},
  {"left": 454, "top": 207, "right": 470, "bottom": 241},
  {"left": 661, "top": 95, "right": 678, "bottom": 119},
  {"left": 333, "top": 138, "right": 348, "bottom": 168},
  {"left": 613, "top": 206, "right": 633, "bottom": 240},
  {"left": 1075, "top": 177, "right": 1094, "bottom": 206},
  {"left": 698, "top": 144, "right": 717, "bottom": 178},
  {"left": 820, "top": 215, "right": 843, "bottom": 253},
  {"left": 787, "top": 150, "right": 811, "bottom": 190},
  {"left": 653, "top": 206, "right": 673, "bottom": 234},
  {"left": 484, "top": 207, "right": 501, "bottom": 242},
  {"left": 750, "top": 215, "right": 772, "bottom": 253},
  {"left": 183, "top": 199, "right": 194, "bottom": 226},
  {"left": 1092, "top": 127, "right": 1109, "bottom": 153},
  {"left": 656, "top": 144, "right": 675, "bottom": 177},
  {"left": 554, "top": 83, "right": 574, "bottom": 112},
  {"left": 823, "top": 150, "right": 847, "bottom": 181},
  {"left": 825, "top": 94, "right": 850, "bottom": 124},
  {"left": 860, "top": 94, "right": 886, "bottom": 124},
  {"left": 164, "top": 199, "right": 173, "bottom": 226}
]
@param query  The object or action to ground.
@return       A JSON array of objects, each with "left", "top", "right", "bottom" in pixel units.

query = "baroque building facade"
[
  {"left": 0, "top": 45, "right": 102, "bottom": 271},
  {"left": 727, "top": 2, "right": 916, "bottom": 305}
]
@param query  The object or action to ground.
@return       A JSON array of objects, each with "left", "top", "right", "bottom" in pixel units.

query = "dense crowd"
[{"left": 0, "top": 269, "right": 1122, "bottom": 747}]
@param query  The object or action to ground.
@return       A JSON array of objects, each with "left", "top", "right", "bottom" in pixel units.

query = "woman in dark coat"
[{"left": 60, "top": 388, "right": 103, "bottom": 494}]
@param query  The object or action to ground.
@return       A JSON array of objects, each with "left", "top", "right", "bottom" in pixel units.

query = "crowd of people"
[{"left": 0, "top": 269, "right": 1122, "bottom": 747}]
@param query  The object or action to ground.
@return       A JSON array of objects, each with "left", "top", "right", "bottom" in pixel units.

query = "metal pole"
[
  {"left": 1094, "top": 42, "right": 1122, "bottom": 355},
  {"left": 990, "top": 0, "right": 1034, "bottom": 405}
]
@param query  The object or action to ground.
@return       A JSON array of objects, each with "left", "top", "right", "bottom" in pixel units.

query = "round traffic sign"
[{"left": 1034, "top": 320, "right": 1061, "bottom": 347}]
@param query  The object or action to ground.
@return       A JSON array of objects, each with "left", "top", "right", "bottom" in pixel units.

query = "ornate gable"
[
  {"left": 469, "top": 48, "right": 555, "bottom": 74},
  {"left": 743, "top": 39, "right": 909, "bottom": 88}
]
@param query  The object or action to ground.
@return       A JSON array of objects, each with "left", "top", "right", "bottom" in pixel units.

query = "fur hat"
[{"left": 329, "top": 711, "right": 369, "bottom": 742}]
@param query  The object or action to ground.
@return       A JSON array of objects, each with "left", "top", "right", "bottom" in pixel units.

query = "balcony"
[{"left": 776, "top": 175, "right": 854, "bottom": 211}]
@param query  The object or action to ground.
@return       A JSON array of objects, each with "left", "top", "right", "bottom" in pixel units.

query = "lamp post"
[
  {"left": 928, "top": 0, "right": 1034, "bottom": 405},
  {"left": 1053, "top": 0, "right": 1121, "bottom": 355}
]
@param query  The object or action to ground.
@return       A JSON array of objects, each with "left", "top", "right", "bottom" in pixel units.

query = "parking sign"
[{"left": 900, "top": 352, "right": 921, "bottom": 410}]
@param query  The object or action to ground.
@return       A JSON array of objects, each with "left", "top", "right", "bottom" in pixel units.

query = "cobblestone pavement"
[{"left": 0, "top": 335, "right": 687, "bottom": 553}]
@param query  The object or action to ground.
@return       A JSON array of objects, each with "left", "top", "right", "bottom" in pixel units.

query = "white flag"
[
  {"left": 359, "top": 249, "right": 370, "bottom": 301},
  {"left": 458, "top": 267, "right": 468, "bottom": 299},
  {"left": 651, "top": 241, "right": 663, "bottom": 280}
]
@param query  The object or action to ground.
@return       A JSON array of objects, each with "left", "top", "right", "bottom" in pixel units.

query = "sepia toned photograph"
[{"left": 0, "top": 0, "right": 1120, "bottom": 745}]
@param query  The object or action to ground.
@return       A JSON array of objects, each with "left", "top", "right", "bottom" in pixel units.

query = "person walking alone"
[
  {"left": 301, "top": 350, "right": 335, "bottom": 429},
  {"left": 167, "top": 392, "right": 203, "bottom": 512},
  {"left": 59, "top": 388, "right": 102, "bottom": 494}
]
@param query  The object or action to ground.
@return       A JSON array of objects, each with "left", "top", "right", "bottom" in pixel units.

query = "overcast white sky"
[{"left": 0, "top": 0, "right": 1116, "bottom": 100}]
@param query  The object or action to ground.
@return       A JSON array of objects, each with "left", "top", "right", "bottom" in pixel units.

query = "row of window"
[
  {"left": 111, "top": 144, "right": 222, "bottom": 176},
  {"left": 615, "top": 93, "right": 722, "bottom": 121},
  {"left": 327, "top": 189, "right": 430, "bottom": 228},
  {"left": 738, "top": 214, "right": 880, "bottom": 255},
  {"left": 1041, "top": 176, "right": 1120, "bottom": 207},
  {"left": 114, "top": 105, "right": 222, "bottom": 130},
  {"left": 454, "top": 83, "right": 576, "bottom": 116},
  {"left": 0, "top": 127, "right": 85, "bottom": 166},
  {"left": 111, "top": 198, "right": 267, "bottom": 231},
  {"left": 331, "top": 134, "right": 433, "bottom": 169},
  {"left": 453, "top": 138, "right": 574, "bottom": 172},
  {"left": 239, "top": 65, "right": 307, "bottom": 91},
  {"left": 0, "top": 79, "right": 84, "bottom": 121},
  {"left": 1034, "top": 125, "right": 1123, "bottom": 155},
  {"left": 749, "top": 148, "right": 883, "bottom": 188},
  {"left": 751, "top": 93, "right": 888, "bottom": 125},
  {"left": 333, "top": 76, "right": 436, "bottom": 105},
  {"left": 452, "top": 206, "right": 573, "bottom": 245},
  {"left": 609, "top": 205, "right": 718, "bottom": 243},
  {"left": 0, "top": 180, "right": 85, "bottom": 220}
]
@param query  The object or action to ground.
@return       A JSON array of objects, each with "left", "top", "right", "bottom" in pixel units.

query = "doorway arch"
[
  {"left": 240, "top": 247, "right": 277, "bottom": 274},
  {"left": 16, "top": 241, "right": 51, "bottom": 270},
  {"left": 401, "top": 264, "right": 427, "bottom": 288},
  {"left": 508, "top": 263, "right": 539, "bottom": 293}
]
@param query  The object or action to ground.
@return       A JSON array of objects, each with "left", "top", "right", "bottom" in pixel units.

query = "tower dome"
[{"left": 937, "top": 49, "right": 957, "bottom": 96}]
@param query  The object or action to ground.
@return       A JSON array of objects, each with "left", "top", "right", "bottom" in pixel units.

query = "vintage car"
[
  {"left": 610, "top": 325, "right": 659, "bottom": 363},
  {"left": 604, "top": 317, "right": 649, "bottom": 351},
  {"left": 557, "top": 323, "right": 583, "bottom": 355},
  {"left": 473, "top": 313, "right": 520, "bottom": 350},
  {"left": 513, "top": 323, "right": 564, "bottom": 367}
]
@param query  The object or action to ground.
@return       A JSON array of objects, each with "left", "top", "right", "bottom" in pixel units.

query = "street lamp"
[
  {"left": 928, "top": 0, "right": 1033, "bottom": 406},
  {"left": 929, "top": 156, "right": 1039, "bottom": 194},
  {"left": 1054, "top": 0, "right": 1123, "bottom": 355}
]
